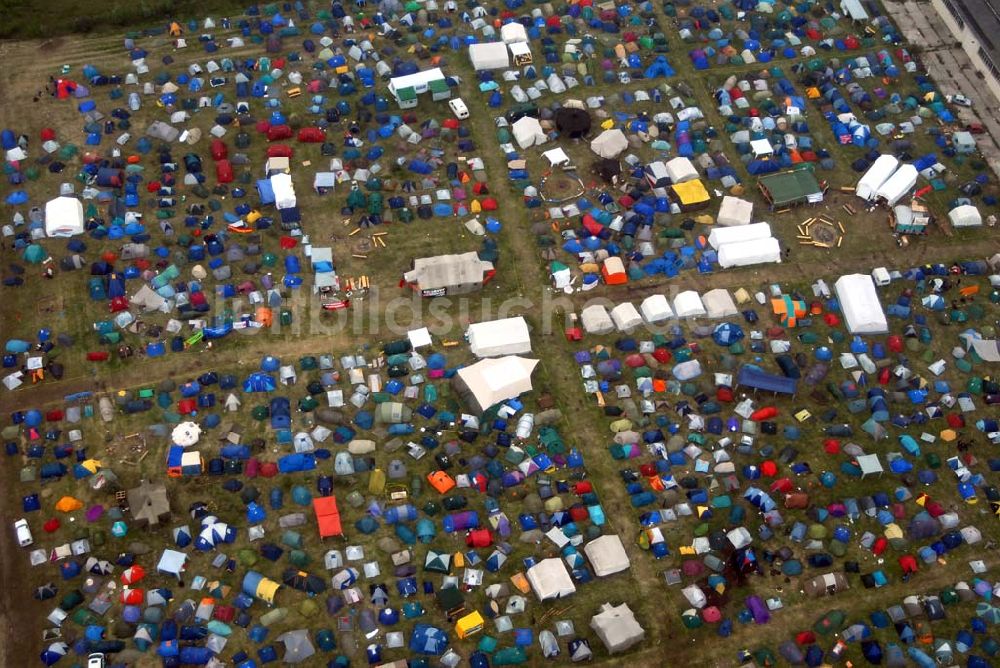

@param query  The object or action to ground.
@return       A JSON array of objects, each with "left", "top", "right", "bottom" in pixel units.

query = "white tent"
[
  {"left": 542, "top": 147, "right": 570, "bottom": 167},
  {"left": 682, "top": 584, "right": 707, "bottom": 608},
  {"left": 727, "top": 527, "right": 753, "bottom": 550},
  {"left": 856, "top": 154, "right": 899, "bottom": 200},
  {"left": 716, "top": 196, "right": 754, "bottom": 227},
  {"left": 673, "top": 291, "right": 706, "bottom": 318},
  {"left": 750, "top": 138, "right": 773, "bottom": 157},
  {"left": 469, "top": 42, "right": 510, "bottom": 71},
  {"left": 875, "top": 163, "right": 917, "bottom": 206},
  {"left": 500, "top": 22, "right": 528, "bottom": 43},
  {"left": 703, "top": 289, "right": 738, "bottom": 318},
  {"left": 834, "top": 274, "right": 888, "bottom": 334},
  {"left": 271, "top": 173, "right": 297, "bottom": 210},
  {"left": 948, "top": 204, "right": 982, "bottom": 228},
  {"left": 45, "top": 197, "right": 84, "bottom": 238},
  {"left": 709, "top": 221, "right": 771, "bottom": 249},
  {"left": 640, "top": 294, "right": 673, "bottom": 323},
  {"left": 590, "top": 603, "right": 645, "bottom": 654},
  {"left": 717, "top": 237, "right": 781, "bottom": 268},
  {"left": 453, "top": 356, "right": 538, "bottom": 414},
  {"left": 467, "top": 317, "right": 531, "bottom": 357},
  {"left": 581, "top": 304, "right": 614, "bottom": 334},
  {"left": 610, "top": 303, "right": 642, "bottom": 332},
  {"left": 589, "top": 129, "right": 628, "bottom": 158},
  {"left": 526, "top": 559, "right": 576, "bottom": 600},
  {"left": 584, "top": 535, "right": 630, "bottom": 577},
  {"left": 665, "top": 157, "right": 698, "bottom": 183},
  {"left": 512, "top": 116, "right": 547, "bottom": 148}
]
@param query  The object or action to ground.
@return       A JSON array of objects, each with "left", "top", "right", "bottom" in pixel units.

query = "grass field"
[{"left": 1, "top": 0, "right": 1000, "bottom": 666}]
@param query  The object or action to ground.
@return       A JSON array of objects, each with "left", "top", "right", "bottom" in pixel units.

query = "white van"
[
  {"left": 448, "top": 97, "right": 469, "bottom": 120},
  {"left": 14, "top": 518, "right": 32, "bottom": 547}
]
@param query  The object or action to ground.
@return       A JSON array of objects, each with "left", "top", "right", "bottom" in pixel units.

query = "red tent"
[
  {"left": 259, "top": 462, "right": 278, "bottom": 478},
  {"left": 297, "top": 127, "right": 325, "bottom": 143},
  {"left": 313, "top": 496, "right": 342, "bottom": 538},
  {"left": 86, "top": 352, "right": 110, "bottom": 362},
  {"left": 177, "top": 399, "right": 196, "bottom": 415},
  {"left": 751, "top": 406, "right": 778, "bottom": 421},
  {"left": 267, "top": 144, "right": 293, "bottom": 158},
  {"left": 465, "top": 528, "right": 492, "bottom": 548},
  {"left": 267, "top": 124, "right": 293, "bottom": 141},
  {"left": 109, "top": 296, "right": 130, "bottom": 313},
  {"left": 210, "top": 139, "right": 228, "bottom": 161},
  {"left": 43, "top": 518, "right": 61, "bottom": 533},
  {"left": 898, "top": 555, "right": 918, "bottom": 575},
  {"left": 40, "top": 128, "right": 56, "bottom": 141},
  {"left": 215, "top": 160, "right": 234, "bottom": 184},
  {"left": 120, "top": 588, "right": 144, "bottom": 605},
  {"left": 480, "top": 197, "right": 498, "bottom": 211},
  {"left": 760, "top": 460, "right": 778, "bottom": 477}
]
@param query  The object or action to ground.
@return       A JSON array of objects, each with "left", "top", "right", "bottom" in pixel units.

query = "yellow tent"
[
  {"left": 255, "top": 576, "right": 281, "bottom": 605},
  {"left": 79, "top": 459, "right": 102, "bottom": 474},
  {"left": 883, "top": 524, "right": 903, "bottom": 540},
  {"left": 55, "top": 496, "right": 84, "bottom": 512},
  {"left": 169, "top": 22, "right": 183, "bottom": 37},
  {"left": 671, "top": 179, "right": 710, "bottom": 208},
  {"left": 456, "top": 611, "right": 485, "bottom": 639},
  {"left": 367, "top": 468, "right": 386, "bottom": 494}
]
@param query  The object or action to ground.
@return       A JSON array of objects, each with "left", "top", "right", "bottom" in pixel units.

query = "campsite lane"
[{"left": 885, "top": 0, "right": 1000, "bottom": 177}]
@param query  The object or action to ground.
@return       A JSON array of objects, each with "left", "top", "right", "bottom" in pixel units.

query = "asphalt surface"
[{"left": 884, "top": 0, "right": 1000, "bottom": 177}]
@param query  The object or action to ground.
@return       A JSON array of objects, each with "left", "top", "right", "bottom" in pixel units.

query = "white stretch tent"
[
  {"left": 512, "top": 117, "right": 546, "bottom": 148},
  {"left": 581, "top": 304, "right": 614, "bottom": 334},
  {"left": 716, "top": 196, "right": 754, "bottom": 227},
  {"left": 856, "top": 154, "right": 899, "bottom": 200},
  {"left": 469, "top": 42, "right": 510, "bottom": 71},
  {"left": 453, "top": 356, "right": 539, "bottom": 413},
  {"left": 709, "top": 222, "right": 772, "bottom": 249},
  {"left": 665, "top": 157, "right": 698, "bottom": 183},
  {"left": 875, "top": 164, "right": 917, "bottom": 206},
  {"left": 584, "top": 535, "right": 630, "bottom": 576},
  {"left": 610, "top": 303, "right": 642, "bottom": 332},
  {"left": 591, "top": 603, "right": 645, "bottom": 654},
  {"left": 674, "top": 291, "right": 706, "bottom": 318},
  {"left": 590, "top": 129, "right": 628, "bottom": 158},
  {"left": 949, "top": 204, "right": 982, "bottom": 228},
  {"left": 834, "top": 274, "right": 888, "bottom": 334},
  {"left": 718, "top": 237, "right": 781, "bottom": 268},
  {"left": 500, "top": 22, "right": 528, "bottom": 43},
  {"left": 526, "top": 559, "right": 576, "bottom": 600},
  {"left": 45, "top": 197, "right": 84, "bottom": 237},
  {"left": 703, "top": 289, "right": 738, "bottom": 318},
  {"left": 640, "top": 294, "right": 674, "bottom": 323},
  {"left": 467, "top": 317, "right": 531, "bottom": 357}
]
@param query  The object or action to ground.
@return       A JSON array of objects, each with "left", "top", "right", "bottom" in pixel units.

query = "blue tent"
[
  {"left": 410, "top": 625, "right": 448, "bottom": 655},
  {"left": 243, "top": 373, "right": 277, "bottom": 392}
]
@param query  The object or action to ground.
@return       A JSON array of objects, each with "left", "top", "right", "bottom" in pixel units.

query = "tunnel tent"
[
  {"left": 709, "top": 222, "right": 772, "bottom": 250},
  {"left": 856, "top": 155, "right": 899, "bottom": 200},
  {"left": 467, "top": 317, "right": 531, "bottom": 357},
  {"left": 469, "top": 42, "right": 510, "bottom": 71},
  {"left": 834, "top": 274, "right": 888, "bottom": 335},
  {"left": 875, "top": 164, "right": 917, "bottom": 207},
  {"left": 665, "top": 157, "right": 698, "bottom": 183},
  {"left": 718, "top": 237, "right": 782, "bottom": 268},
  {"left": 45, "top": 197, "right": 84, "bottom": 237},
  {"left": 716, "top": 196, "right": 754, "bottom": 227}
]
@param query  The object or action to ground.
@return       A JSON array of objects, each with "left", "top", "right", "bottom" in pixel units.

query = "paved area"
[{"left": 885, "top": 0, "right": 1000, "bottom": 176}]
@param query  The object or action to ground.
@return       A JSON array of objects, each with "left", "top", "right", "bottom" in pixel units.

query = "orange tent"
[
  {"left": 427, "top": 470, "right": 456, "bottom": 494},
  {"left": 55, "top": 496, "right": 84, "bottom": 513},
  {"left": 313, "top": 496, "right": 342, "bottom": 538},
  {"left": 601, "top": 257, "right": 627, "bottom": 285},
  {"left": 169, "top": 22, "right": 183, "bottom": 36}
]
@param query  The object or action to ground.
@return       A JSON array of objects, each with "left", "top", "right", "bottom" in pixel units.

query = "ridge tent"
[
  {"left": 949, "top": 205, "right": 982, "bottom": 228},
  {"left": 640, "top": 295, "right": 674, "bottom": 323},
  {"left": 703, "top": 289, "right": 738, "bottom": 318},
  {"left": 834, "top": 274, "right": 888, "bottom": 335},
  {"left": 856, "top": 155, "right": 898, "bottom": 201},
  {"left": 581, "top": 304, "right": 614, "bottom": 334},
  {"left": 590, "top": 129, "right": 628, "bottom": 159},
  {"left": 512, "top": 117, "right": 547, "bottom": 149},
  {"left": 469, "top": 43, "right": 510, "bottom": 71},
  {"left": 716, "top": 196, "right": 754, "bottom": 227},
  {"left": 875, "top": 164, "right": 918, "bottom": 207},
  {"left": 467, "top": 317, "right": 531, "bottom": 357},
  {"left": 674, "top": 291, "right": 707, "bottom": 318},
  {"left": 591, "top": 602, "right": 645, "bottom": 654},
  {"left": 584, "top": 535, "right": 630, "bottom": 576},
  {"left": 403, "top": 252, "right": 496, "bottom": 297},
  {"left": 452, "top": 356, "right": 539, "bottom": 414},
  {"left": 610, "top": 303, "right": 643, "bottom": 332},
  {"left": 737, "top": 365, "right": 798, "bottom": 395},
  {"left": 665, "top": 157, "right": 698, "bottom": 184},
  {"left": 526, "top": 558, "right": 576, "bottom": 600},
  {"left": 45, "top": 197, "right": 84, "bottom": 238}
]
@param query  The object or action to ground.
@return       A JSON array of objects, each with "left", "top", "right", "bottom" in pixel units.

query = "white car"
[
  {"left": 947, "top": 94, "right": 973, "bottom": 107},
  {"left": 87, "top": 653, "right": 106, "bottom": 668},
  {"left": 14, "top": 518, "right": 32, "bottom": 547}
]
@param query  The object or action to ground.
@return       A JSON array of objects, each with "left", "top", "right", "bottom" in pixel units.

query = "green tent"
[{"left": 23, "top": 244, "right": 47, "bottom": 264}]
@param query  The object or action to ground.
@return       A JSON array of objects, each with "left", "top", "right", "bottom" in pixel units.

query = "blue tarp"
[{"left": 737, "top": 365, "right": 798, "bottom": 394}]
